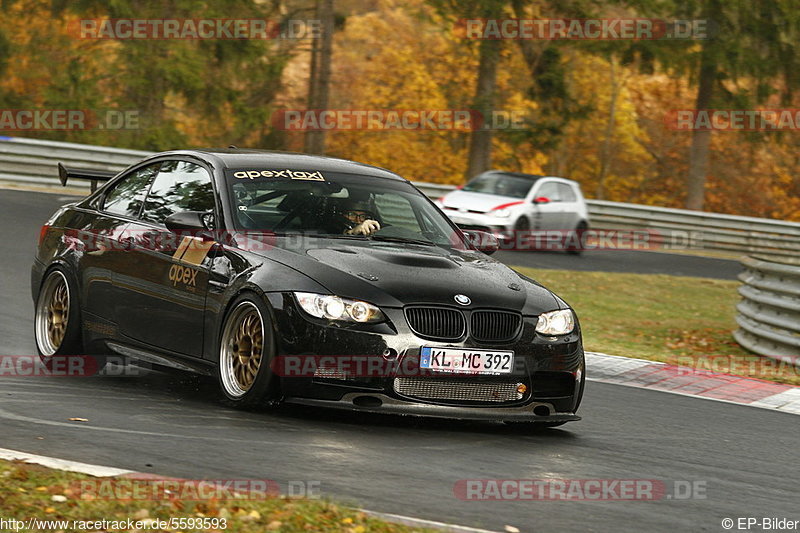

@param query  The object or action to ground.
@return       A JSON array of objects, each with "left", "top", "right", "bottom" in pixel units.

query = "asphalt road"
[
  {"left": 0, "top": 369, "right": 797, "bottom": 532},
  {"left": 1, "top": 188, "right": 794, "bottom": 533}
]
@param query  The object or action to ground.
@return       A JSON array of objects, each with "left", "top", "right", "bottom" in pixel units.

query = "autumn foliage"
[{"left": 0, "top": 0, "right": 797, "bottom": 220}]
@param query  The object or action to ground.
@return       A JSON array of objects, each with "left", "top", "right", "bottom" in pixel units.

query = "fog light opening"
[
  {"left": 533, "top": 405, "right": 551, "bottom": 417},
  {"left": 382, "top": 348, "right": 398, "bottom": 361},
  {"left": 352, "top": 395, "right": 382, "bottom": 408}
]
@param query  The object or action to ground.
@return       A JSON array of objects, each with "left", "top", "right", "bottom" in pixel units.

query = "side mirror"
[
  {"left": 533, "top": 196, "right": 551, "bottom": 204},
  {"left": 461, "top": 230, "right": 499, "bottom": 255},
  {"left": 165, "top": 211, "right": 214, "bottom": 240}
]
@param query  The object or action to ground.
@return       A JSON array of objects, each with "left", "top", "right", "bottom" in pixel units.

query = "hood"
[
  {"left": 253, "top": 237, "right": 560, "bottom": 313},
  {"left": 440, "top": 190, "right": 524, "bottom": 213}
]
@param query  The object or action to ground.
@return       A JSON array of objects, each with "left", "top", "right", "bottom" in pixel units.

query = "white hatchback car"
[{"left": 435, "top": 171, "right": 589, "bottom": 237}]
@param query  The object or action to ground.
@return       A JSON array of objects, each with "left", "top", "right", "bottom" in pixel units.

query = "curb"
[{"left": 586, "top": 352, "right": 800, "bottom": 415}]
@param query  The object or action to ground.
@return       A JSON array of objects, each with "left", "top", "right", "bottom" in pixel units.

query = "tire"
[
  {"left": 566, "top": 221, "right": 588, "bottom": 255},
  {"left": 217, "top": 293, "right": 281, "bottom": 409},
  {"left": 514, "top": 217, "right": 531, "bottom": 251},
  {"left": 34, "top": 267, "right": 83, "bottom": 358}
]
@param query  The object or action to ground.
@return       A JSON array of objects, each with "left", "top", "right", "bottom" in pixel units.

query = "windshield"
[
  {"left": 227, "top": 169, "right": 463, "bottom": 247},
  {"left": 462, "top": 172, "right": 536, "bottom": 198}
]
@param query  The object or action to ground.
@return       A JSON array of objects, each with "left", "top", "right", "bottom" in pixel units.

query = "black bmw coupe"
[{"left": 32, "top": 149, "right": 585, "bottom": 427}]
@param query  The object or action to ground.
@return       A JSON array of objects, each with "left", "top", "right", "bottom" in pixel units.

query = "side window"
[
  {"left": 374, "top": 193, "right": 423, "bottom": 232},
  {"left": 558, "top": 183, "right": 577, "bottom": 202},
  {"left": 535, "top": 182, "right": 562, "bottom": 202},
  {"left": 102, "top": 164, "right": 159, "bottom": 217},
  {"left": 141, "top": 161, "right": 215, "bottom": 225}
]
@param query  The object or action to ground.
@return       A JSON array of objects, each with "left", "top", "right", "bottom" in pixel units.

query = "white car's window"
[
  {"left": 536, "top": 182, "right": 562, "bottom": 202},
  {"left": 558, "top": 183, "right": 577, "bottom": 202}
]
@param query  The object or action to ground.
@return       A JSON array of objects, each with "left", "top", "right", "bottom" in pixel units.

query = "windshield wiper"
[
  {"left": 371, "top": 235, "right": 435, "bottom": 246},
  {"left": 316, "top": 234, "right": 369, "bottom": 240}
]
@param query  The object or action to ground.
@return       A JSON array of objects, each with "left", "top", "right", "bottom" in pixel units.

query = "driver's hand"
[{"left": 347, "top": 219, "right": 381, "bottom": 236}]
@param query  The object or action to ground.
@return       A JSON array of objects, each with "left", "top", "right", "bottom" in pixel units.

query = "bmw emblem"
[{"left": 454, "top": 294, "right": 471, "bottom": 306}]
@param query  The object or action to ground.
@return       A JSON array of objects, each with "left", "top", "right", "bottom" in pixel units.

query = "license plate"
[{"left": 420, "top": 346, "right": 514, "bottom": 375}]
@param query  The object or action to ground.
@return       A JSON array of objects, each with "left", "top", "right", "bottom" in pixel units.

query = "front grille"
[
  {"left": 470, "top": 310, "right": 522, "bottom": 342},
  {"left": 405, "top": 307, "right": 465, "bottom": 340},
  {"left": 313, "top": 365, "right": 348, "bottom": 380},
  {"left": 394, "top": 377, "right": 523, "bottom": 402}
]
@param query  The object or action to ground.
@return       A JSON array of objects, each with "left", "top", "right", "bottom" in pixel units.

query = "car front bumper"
[{"left": 265, "top": 293, "right": 585, "bottom": 422}]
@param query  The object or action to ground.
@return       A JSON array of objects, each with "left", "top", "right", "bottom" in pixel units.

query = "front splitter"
[{"left": 284, "top": 393, "right": 581, "bottom": 422}]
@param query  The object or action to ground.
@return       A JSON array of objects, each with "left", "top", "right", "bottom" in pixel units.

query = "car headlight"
[
  {"left": 294, "top": 292, "right": 384, "bottom": 323},
  {"left": 535, "top": 309, "right": 575, "bottom": 335},
  {"left": 491, "top": 208, "right": 511, "bottom": 218}
]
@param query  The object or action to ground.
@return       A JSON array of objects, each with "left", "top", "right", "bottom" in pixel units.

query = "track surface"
[{"left": 1, "top": 189, "right": 795, "bottom": 532}]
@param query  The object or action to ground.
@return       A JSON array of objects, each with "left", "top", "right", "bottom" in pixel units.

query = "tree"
[
  {"left": 304, "top": 0, "right": 334, "bottom": 154},
  {"left": 657, "top": 0, "right": 800, "bottom": 210},
  {"left": 463, "top": 0, "right": 505, "bottom": 178}
]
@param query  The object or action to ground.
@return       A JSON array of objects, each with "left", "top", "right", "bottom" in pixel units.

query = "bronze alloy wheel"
[
  {"left": 220, "top": 301, "right": 265, "bottom": 397},
  {"left": 35, "top": 270, "right": 71, "bottom": 356}
]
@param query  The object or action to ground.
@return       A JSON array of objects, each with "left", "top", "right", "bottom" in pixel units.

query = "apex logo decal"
[
  {"left": 169, "top": 263, "right": 197, "bottom": 287},
  {"left": 233, "top": 169, "right": 325, "bottom": 181},
  {"left": 168, "top": 236, "right": 213, "bottom": 291}
]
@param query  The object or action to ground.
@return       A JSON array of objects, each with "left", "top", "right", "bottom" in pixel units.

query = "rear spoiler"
[{"left": 57, "top": 163, "right": 117, "bottom": 188}]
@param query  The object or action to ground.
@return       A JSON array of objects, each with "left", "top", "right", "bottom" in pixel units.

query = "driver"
[{"left": 341, "top": 197, "right": 381, "bottom": 236}]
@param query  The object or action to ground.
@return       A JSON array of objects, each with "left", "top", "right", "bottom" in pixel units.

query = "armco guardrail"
[
  {"left": 734, "top": 256, "right": 800, "bottom": 362},
  {"left": 0, "top": 136, "right": 149, "bottom": 188},
  {"left": 1, "top": 136, "right": 799, "bottom": 256},
  {"left": 415, "top": 185, "right": 800, "bottom": 258},
  {"left": 586, "top": 200, "right": 800, "bottom": 258}
]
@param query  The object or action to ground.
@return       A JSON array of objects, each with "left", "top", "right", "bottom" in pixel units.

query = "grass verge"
[
  {"left": 514, "top": 267, "right": 799, "bottom": 386},
  {"left": 0, "top": 460, "right": 435, "bottom": 533}
]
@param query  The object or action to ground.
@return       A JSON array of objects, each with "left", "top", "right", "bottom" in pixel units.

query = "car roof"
[
  {"left": 479, "top": 170, "right": 579, "bottom": 186},
  {"left": 480, "top": 170, "right": 543, "bottom": 181},
  {"left": 152, "top": 149, "right": 408, "bottom": 182}
]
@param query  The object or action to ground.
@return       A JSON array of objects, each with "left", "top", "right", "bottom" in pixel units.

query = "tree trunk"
[
  {"left": 465, "top": 36, "right": 501, "bottom": 179},
  {"left": 596, "top": 56, "right": 620, "bottom": 200},
  {"left": 685, "top": 0, "right": 719, "bottom": 211},
  {"left": 304, "top": 0, "right": 333, "bottom": 155},
  {"left": 685, "top": 56, "right": 714, "bottom": 210}
]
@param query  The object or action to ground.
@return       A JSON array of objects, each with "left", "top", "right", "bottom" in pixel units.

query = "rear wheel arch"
[{"left": 34, "top": 263, "right": 84, "bottom": 357}]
